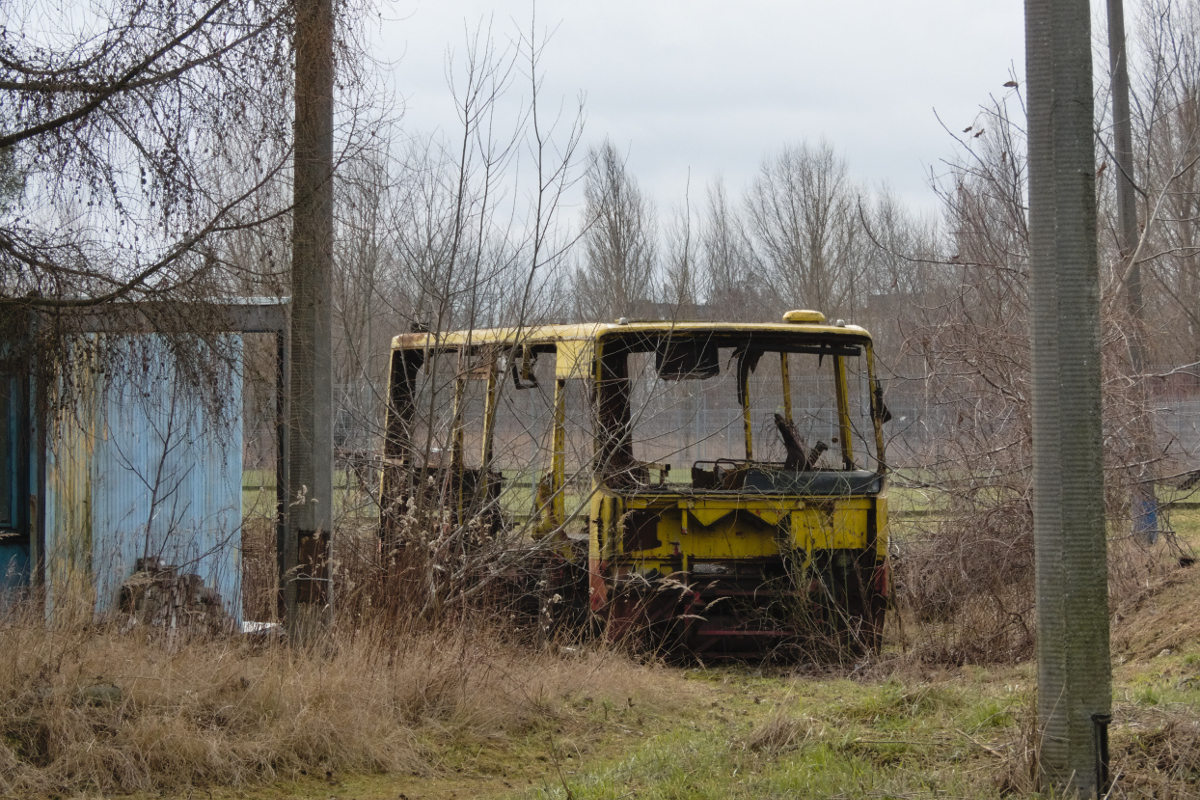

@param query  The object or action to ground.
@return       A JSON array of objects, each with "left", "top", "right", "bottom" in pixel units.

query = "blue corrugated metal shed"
[{"left": 43, "top": 335, "right": 244, "bottom": 623}]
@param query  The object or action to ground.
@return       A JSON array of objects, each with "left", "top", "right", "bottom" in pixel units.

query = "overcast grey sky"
[{"left": 370, "top": 2, "right": 1029, "bottom": 219}]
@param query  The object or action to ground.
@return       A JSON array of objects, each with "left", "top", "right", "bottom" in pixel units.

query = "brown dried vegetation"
[{"left": 0, "top": 607, "right": 664, "bottom": 797}]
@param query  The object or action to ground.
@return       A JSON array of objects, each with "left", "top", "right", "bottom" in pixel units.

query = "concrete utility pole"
[
  {"left": 1025, "top": 0, "right": 1112, "bottom": 795},
  {"left": 1107, "top": 0, "right": 1157, "bottom": 543},
  {"left": 283, "top": 0, "right": 334, "bottom": 625},
  {"left": 1108, "top": 0, "right": 1141, "bottom": 310}
]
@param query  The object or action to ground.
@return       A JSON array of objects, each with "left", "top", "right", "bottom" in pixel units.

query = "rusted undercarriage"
[{"left": 566, "top": 552, "right": 889, "bottom": 662}]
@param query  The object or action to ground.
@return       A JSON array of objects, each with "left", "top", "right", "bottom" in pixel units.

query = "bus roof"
[{"left": 391, "top": 317, "right": 874, "bottom": 351}]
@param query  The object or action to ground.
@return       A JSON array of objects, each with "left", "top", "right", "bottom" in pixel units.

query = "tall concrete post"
[
  {"left": 1026, "top": 0, "right": 1112, "bottom": 795},
  {"left": 1107, "top": 0, "right": 1157, "bottom": 542},
  {"left": 284, "top": 0, "right": 334, "bottom": 624},
  {"left": 1107, "top": 0, "right": 1141, "bottom": 308}
]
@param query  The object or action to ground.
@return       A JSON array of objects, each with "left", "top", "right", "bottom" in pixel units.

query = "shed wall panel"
[{"left": 45, "top": 336, "right": 243, "bottom": 623}]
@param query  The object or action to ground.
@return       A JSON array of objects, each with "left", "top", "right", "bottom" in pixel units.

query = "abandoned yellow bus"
[{"left": 380, "top": 310, "right": 891, "bottom": 658}]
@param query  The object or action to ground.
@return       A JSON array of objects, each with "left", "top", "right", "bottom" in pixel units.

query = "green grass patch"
[{"left": 507, "top": 666, "right": 1028, "bottom": 800}]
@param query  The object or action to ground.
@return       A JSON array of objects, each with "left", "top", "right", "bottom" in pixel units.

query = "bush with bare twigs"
[{"left": 883, "top": 38, "right": 1200, "bottom": 662}]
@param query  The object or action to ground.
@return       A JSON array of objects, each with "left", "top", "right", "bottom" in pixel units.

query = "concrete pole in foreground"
[
  {"left": 1025, "top": 0, "right": 1112, "bottom": 795},
  {"left": 284, "top": 0, "right": 334, "bottom": 628}
]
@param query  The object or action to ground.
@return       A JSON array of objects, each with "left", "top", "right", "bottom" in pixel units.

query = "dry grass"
[
  {"left": 1112, "top": 711, "right": 1200, "bottom": 798},
  {"left": 892, "top": 505, "right": 1200, "bottom": 666},
  {"left": 241, "top": 515, "right": 278, "bottom": 622},
  {"left": 742, "top": 710, "right": 822, "bottom": 755},
  {"left": 0, "top": 611, "right": 666, "bottom": 797},
  {"left": 4, "top": 499, "right": 1197, "bottom": 797}
]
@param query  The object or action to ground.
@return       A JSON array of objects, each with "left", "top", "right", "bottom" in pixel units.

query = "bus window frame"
[
  {"left": 591, "top": 331, "right": 876, "bottom": 481},
  {"left": 383, "top": 325, "right": 888, "bottom": 521}
]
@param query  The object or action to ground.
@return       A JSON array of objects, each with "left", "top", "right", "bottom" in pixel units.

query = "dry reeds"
[{"left": 0, "top": 608, "right": 657, "bottom": 797}]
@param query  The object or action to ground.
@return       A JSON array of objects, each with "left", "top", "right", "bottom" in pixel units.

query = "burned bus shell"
[{"left": 381, "top": 312, "right": 890, "bottom": 658}]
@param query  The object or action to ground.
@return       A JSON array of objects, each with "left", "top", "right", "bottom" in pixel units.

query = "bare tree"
[
  {"left": 662, "top": 185, "right": 698, "bottom": 316},
  {"left": 1129, "top": 0, "right": 1200, "bottom": 368},
  {"left": 0, "top": 0, "right": 315, "bottom": 460},
  {"left": 0, "top": 1, "right": 294, "bottom": 316},
  {"left": 890, "top": 8, "right": 1200, "bottom": 675},
  {"left": 325, "top": 17, "right": 588, "bottom": 624},
  {"left": 744, "top": 141, "right": 864, "bottom": 318},
  {"left": 574, "top": 139, "right": 658, "bottom": 321},
  {"left": 856, "top": 185, "right": 941, "bottom": 344},
  {"left": 888, "top": 95, "right": 1040, "bottom": 664},
  {"left": 698, "top": 178, "right": 760, "bottom": 321}
]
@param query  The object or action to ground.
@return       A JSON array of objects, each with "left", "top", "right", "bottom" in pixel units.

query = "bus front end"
[{"left": 586, "top": 311, "right": 890, "bottom": 659}]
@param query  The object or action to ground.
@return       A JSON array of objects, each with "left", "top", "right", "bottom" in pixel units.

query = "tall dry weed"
[
  {"left": 0, "top": 605, "right": 659, "bottom": 797},
  {"left": 892, "top": 494, "right": 1037, "bottom": 664},
  {"left": 1111, "top": 712, "right": 1200, "bottom": 798}
]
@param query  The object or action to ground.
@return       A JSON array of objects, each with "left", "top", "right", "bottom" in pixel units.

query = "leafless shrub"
[
  {"left": 896, "top": 512, "right": 1036, "bottom": 665},
  {"left": 884, "top": 28, "right": 1200, "bottom": 661}
]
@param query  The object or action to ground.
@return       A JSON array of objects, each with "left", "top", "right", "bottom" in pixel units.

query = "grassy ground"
[
  {"left": 508, "top": 665, "right": 1036, "bottom": 800},
  {"left": 92, "top": 608, "right": 1200, "bottom": 800},
  {"left": 20, "top": 539, "right": 1200, "bottom": 800},
  {"left": 7, "top": 488, "right": 1194, "bottom": 797}
]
